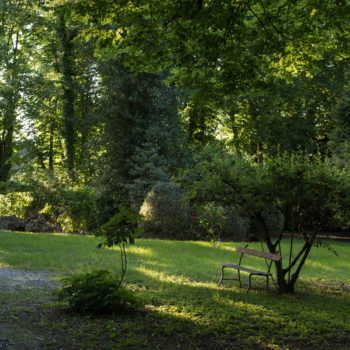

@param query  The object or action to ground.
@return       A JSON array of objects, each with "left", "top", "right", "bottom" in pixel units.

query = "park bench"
[{"left": 218, "top": 245, "right": 281, "bottom": 293}]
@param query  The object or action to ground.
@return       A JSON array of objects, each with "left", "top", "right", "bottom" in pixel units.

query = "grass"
[{"left": 0, "top": 230, "right": 350, "bottom": 349}]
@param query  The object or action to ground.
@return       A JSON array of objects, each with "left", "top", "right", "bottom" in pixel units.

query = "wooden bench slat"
[
  {"left": 236, "top": 246, "right": 281, "bottom": 261},
  {"left": 219, "top": 262, "right": 270, "bottom": 276}
]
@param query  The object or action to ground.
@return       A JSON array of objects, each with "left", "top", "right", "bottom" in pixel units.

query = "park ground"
[{"left": 0, "top": 230, "right": 349, "bottom": 349}]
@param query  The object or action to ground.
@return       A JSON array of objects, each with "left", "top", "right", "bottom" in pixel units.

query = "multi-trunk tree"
[{"left": 181, "top": 151, "right": 350, "bottom": 293}]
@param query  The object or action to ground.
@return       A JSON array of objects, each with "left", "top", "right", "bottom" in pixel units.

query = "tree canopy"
[{"left": 73, "top": 0, "right": 350, "bottom": 105}]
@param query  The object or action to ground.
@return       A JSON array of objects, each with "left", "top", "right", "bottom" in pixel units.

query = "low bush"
[
  {"left": 193, "top": 203, "right": 227, "bottom": 242},
  {"left": 140, "top": 181, "right": 198, "bottom": 240},
  {"left": 8, "top": 171, "right": 99, "bottom": 233},
  {"left": 192, "top": 204, "right": 251, "bottom": 242},
  {"left": 0, "top": 192, "right": 33, "bottom": 218},
  {"left": 58, "top": 185, "right": 97, "bottom": 233},
  {"left": 29, "top": 184, "right": 97, "bottom": 233},
  {"left": 57, "top": 270, "right": 142, "bottom": 314},
  {"left": 222, "top": 206, "right": 251, "bottom": 241}
]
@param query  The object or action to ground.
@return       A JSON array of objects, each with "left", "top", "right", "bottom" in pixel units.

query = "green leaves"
[
  {"left": 74, "top": 0, "right": 350, "bottom": 106},
  {"left": 96, "top": 207, "right": 143, "bottom": 248},
  {"left": 57, "top": 269, "right": 143, "bottom": 313},
  {"left": 194, "top": 202, "right": 227, "bottom": 242}
]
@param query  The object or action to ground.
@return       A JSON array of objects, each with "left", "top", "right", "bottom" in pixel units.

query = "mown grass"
[{"left": 0, "top": 230, "right": 350, "bottom": 349}]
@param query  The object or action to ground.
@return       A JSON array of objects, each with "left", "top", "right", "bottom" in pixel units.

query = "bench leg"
[
  {"left": 246, "top": 274, "right": 252, "bottom": 293},
  {"left": 238, "top": 270, "right": 242, "bottom": 288},
  {"left": 266, "top": 275, "right": 269, "bottom": 290},
  {"left": 218, "top": 266, "right": 225, "bottom": 286}
]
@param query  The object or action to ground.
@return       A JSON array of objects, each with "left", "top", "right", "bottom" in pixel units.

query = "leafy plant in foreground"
[
  {"left": 58, "top": 208, "right": 144, "bottom": 313},
  {"left": 57, "top": 270, "right": 142, "bottom": 313},
  {"left": 95, "top": 207, "right": 143, "bottom": 289}
]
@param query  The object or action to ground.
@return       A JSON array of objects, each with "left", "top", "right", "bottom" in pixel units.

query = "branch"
[
  {"left": 286, "top": 0, "right": 291, "bottom": 29},
  {"left": 223, "top": 4, "right": 241, "bottom": 42},
  {"left": 163, "top": 15, "right": 179, "bottom": 28},
  {"left": 117, "top": 242, "right": 127, "bottom": 289},
  {"left": 283, "top": 241, "right": 308, "bottom": 274},
  {"left": 245, "top": 1, "right": 267, "bottom": 32},
  {"left": 257, "top": 0, "right": 293, "bottom": 41},
  {"left": 289, "top": 237, "right": 315, "bottom": 286}
]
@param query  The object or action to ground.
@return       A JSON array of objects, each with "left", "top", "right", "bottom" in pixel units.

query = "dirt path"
[
  {"left": 0, "top": 267, "right": 58, "bottom": 293},
  {"left": 0, "top": 267, "right": 59, "bottom": 349}
]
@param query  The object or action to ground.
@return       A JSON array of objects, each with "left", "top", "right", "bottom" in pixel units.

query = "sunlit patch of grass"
[{"left": 127, "top": 246, "right": 155, "bottom": 257}]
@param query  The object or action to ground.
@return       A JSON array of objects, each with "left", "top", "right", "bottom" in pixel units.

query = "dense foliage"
[{"left": 0, "top": 1, "right": 349, "bottom": 293}]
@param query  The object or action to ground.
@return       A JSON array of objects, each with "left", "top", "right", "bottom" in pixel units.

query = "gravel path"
[
  {"left": 0, "top": 267, "right": 58, "bottom": 293},
  {"left": 0, "top": 267, "right": 60, "bottom": 349}
]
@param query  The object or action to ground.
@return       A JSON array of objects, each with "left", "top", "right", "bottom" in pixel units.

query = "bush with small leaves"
[
  {"left": 57, "top": 270, "right": 142, "bottom": 314},
  {"left": 140, "top": 181, "right": 198, "bottom": 239},
  {"left": 0, "top": 192, "right": 33, "bottom": 218},
  {"left": 8, "top": 171, "right": 98, "bottom": 233},
  {"left": 222, "top": 207, "right": 251, "bottom": 241}
]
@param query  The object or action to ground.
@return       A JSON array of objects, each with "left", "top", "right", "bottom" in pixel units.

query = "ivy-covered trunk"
[
  {"left": 59, "top": 11, "right": 76, "bottom": 181},
  {"left": 0, "top": 90, "right": 16, "bottom": 181},
  {"left": 0, "top": 32, "right": 19, "bottom": 182},
  {"left": 0, "top": 115, "right": 14, "bottom": 182}
]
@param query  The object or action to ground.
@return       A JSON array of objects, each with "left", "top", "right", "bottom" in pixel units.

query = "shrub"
[
  {"left": 0, "top": 192, "right": 33, "bottom": 218},
  {"left": 140, "top": 181, "right": 197, "bottom": 240},
  {"left": 57, "top": 270, "right": 142, "bottom": 313},
  {"left": 59, "top": 185, "right": 97, "bottom": 232},
  {"left": 91, "top": 193, "right": 117, "bottom": 228},
  {"left": 194, "top": 203, "right": 227, "bottom": 242},
  {"left": 12, "top": 171, "right": 98, "bottom": 233},
  {"left": 222, "top": 207, "right": 251, "bottom": 241},
  {"left": 192, "top": 204, "right": 251, "bottom": 242}
]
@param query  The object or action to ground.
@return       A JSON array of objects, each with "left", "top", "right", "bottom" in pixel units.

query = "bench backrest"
[{"left": 236, "top": 246, "right": 281, "bottom": 262}]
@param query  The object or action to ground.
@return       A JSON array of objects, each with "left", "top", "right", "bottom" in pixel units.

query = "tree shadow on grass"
[
  {"left": 4, "top": 276, "right": 349, "bottom": 350},
  {"left": 125, "top": 241, "right": 350, "bottom": 350},
  {"left": 2, "top": 288, "right": 270, "bottom": 350},
  {"left": 127, "top": 270, "right": 350, "bottom": 350}
]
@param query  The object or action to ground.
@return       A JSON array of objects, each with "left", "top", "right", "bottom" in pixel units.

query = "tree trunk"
[
  {"left": 0, "top": 31, "right": 19, "bottom": 181},
  {"left": 59, "top": 11, "right": 76, "bottom": 181},
  {"left": 49, "top": 117, "right": 55, "bottom": 172},
  {"left": 0, "top": 120, "right": 14, "bottom": 182},
  {"left": 258, "top": 213, "right": 316, "bottom": 293}
]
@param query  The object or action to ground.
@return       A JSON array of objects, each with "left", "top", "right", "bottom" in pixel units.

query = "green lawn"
[{"left": 0, "top": 230, "right": 349, "bottom": 349}]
